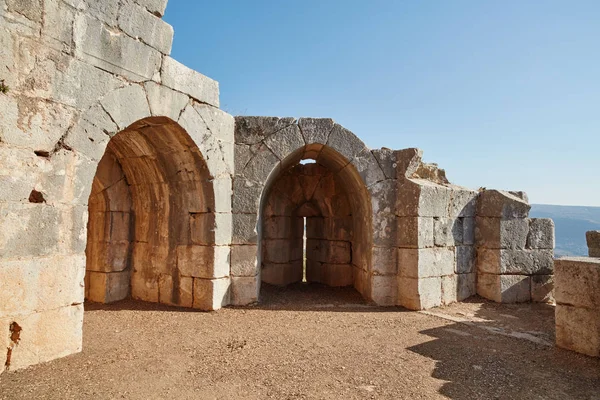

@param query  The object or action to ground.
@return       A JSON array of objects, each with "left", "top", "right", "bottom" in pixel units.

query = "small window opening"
[
  {"left": 302, "top": 216, "right": 307, "bottom": 282},
  {"left": 300, "top": 158, "right": 316, "bottom": 165}
]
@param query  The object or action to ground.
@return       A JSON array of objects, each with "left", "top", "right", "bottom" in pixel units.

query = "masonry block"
[
  {"left": 397, "top": 216, "right": 433, "bottom": 248},
  {"left": 531, "top": 274, "right": 554, "bottom": 304},
  {"left": 475, "top": 217, "right": 529, "bottom": 250},
  {"left": 230, "top": 276, "right": 260, "bottom": 305},
  {"left": 477, "top": 248, "right": 553, "bottom": 275},
  {"left": 527, "top": 218, "right": 555, "bottom": 249},
  {"left": 587, "top": 231, "right": 600, "bottom": 257},
  {"left": 556, "top": 305, "right": 600, "bottom": 357},
  {"left": 193, "top": 277, "right": 230, "bottom": 311},
  {"left": 477, "top": 273, "right": 531, "bottom": 303},
  {"left": 398, "top": 247, "right": 455, "bottom": 278}
]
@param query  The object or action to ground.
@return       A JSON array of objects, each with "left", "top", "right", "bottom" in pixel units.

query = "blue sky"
[{"left": 164, "top": 1, "right": 600, "bottom": 206}]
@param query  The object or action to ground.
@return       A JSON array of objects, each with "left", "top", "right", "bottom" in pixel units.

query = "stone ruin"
[{"left": 0, "top": 0, "right": 595, "bottom": 374}]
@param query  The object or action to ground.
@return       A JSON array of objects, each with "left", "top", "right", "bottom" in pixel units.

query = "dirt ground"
[{"left": 1, "top": 284, "right": 599, "bottom": 400}]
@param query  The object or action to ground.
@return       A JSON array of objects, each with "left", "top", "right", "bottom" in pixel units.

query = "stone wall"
[
  {"left": 0, "top": 0, "right": 234, "bottom": 373},
  {"left": 475, "top": 190, "right": 555, "bottom": 303}
]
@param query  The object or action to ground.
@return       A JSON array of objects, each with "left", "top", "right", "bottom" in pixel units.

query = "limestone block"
[
  {"left": 190, "top": 212, "right": 231, "bottom": 246},
  {"left": 42, "top": 0, "right": 75, "bottom": 50},
  {"left": 372, "top": 247, "right": 398, "bottom": 275},
  {"left": 143, "top": 81, "right": 189, "bottom": 121},
  {"left": 531, "top": 275, "right": 554, "bottom": 304},
  {"left": 449, "top": 188, "right": 478, "bottom": 217},
  {"left": 73, "top": 13, "right": 161, "bottom": 81},
  {"left": 352, "top": 148, "right": 386, "bottom": 188},
  {"left": 586, "top": 231, "right": 600, "bottom": 257},
  {"left": 131, "top": 269, "right": 159, "bottom": 303},
  {"left": 457, "top": 273, "right": 476, "bottom": 301},
  {"left": 134, "top": 0, "right": 168, "bottom": 16},
  {"left": 371, "top": 147, "right": 397, "bottom": 180},
  {"left": 477, "top": 273, "right": 531, "bottom": 303},
  {"left": 87, "top": 270, "right": 130, "bottom": 303},
  {"left": 298, "top": 118, "right": 335, "bottom": 145},
  {"left": 373, "top": 213, "right": 397, "bottom": 247},
  {"left": 455, "top": 245, "right": 475, "bottom": 274},
  {"left": 526, "top": 218, "right": 555, "bottom": 249},
  {"left": 262, "top": 262, "right": 303, "bottom": 286},
  {"left": 118, "top": 1, "right": 173, "bottom": 54},
  {"left": 398, "top": 247, "right": 455, "bottom": 278},
  {"left": 477, "top": 248, "right": 554, "bottom": 275},
  {"left": 232, "top": 213, "right": 258, "bottom": 245},
  {"left": 230, "top": 245, "right": 258, "bottom": 277},
  {"left": 86, "top": 241, "right": 130, "bottom": 272},
  {"left": 320, "top": 263, "right": 354, "bottom": 287},
  {"left": 234, "top": 116, "right": 294, "bottom": 145},
  {"left": 64, "top": 115, "right": 110, "bottom": 162},
  {"left": 263, "top": 239, "right": 291, "bottom": 263},
  {"left": 369, "top": 179, "right": 397, "bottom": 215},
  {"left": 3, "top": 304, "right": 83, "bottom": 372},
  {"left": 73, "top": 0, "right": 120, "bottom": 26},
  {"left": 475, "top": 217, "right": 529, "bottom": 250},
  {"left": 462, "top": 217, "right": 475, "bottom": 245},
  {"left": 241, "top": 143, "right": 279, "bottom": 183},
  {"left": 263, "top": 123, "right": 305, "bottom": 161},
  {"left": 263, "top": 216, "right": 293, "bottom": 239},
  {"left": 477, "top": 190, "right": 531, "bottom": 219},
  {"left": 306, "top": 239, "right": 351, "bottom": 264},
  {"left": 0, "top": 203, "right": 60, "bottom": 259},
  {"left": 306, "top": 217, "right": 352, "bottom": 241},
  {"left": 100, "top": 85, "right": 151, "bottom": 130},
  {"left": 213, "top": 177, "right": 233, "bottom": 214},
  {"left": 158, "top": 275, "right": 193, "bottom": 307},
  {"left": 416, "top": 181, "right": 452, "bottom": 218},
  {"left": 161, "top": 56, "right": 219, "bottom": 107},
  {"left": 193, "top": 103, "right": 235, "bottom": 144},
  {"left": 193, "top": 277, "right": 230, "bottom": 311},
  {"left": 555, "top": 304, "right": 600, "bottom": 357},
  {"left": 6, "top": 0, "right": 43, "bottom": 22},
  {"left": 177, "top": 245, "right": 230, "bottom": 279},
  {"left": 395, "top": 180, "right": 421, "bottom": 217},
  {"left": 326, "top": 124, "right": 367, "bottom": 163},
  {"left": 433, "top": 217, "right": 462, "bottom": 247},
  {"left": 554, "top": 257, "right": 600, "bottom": 309},
  {"left": 230, "top": 276, "right": 260, "bottom": 305},
  {"left": 441, "top": 275, "right": 457, "bottom": 305},
  {"left": 398, "top": 276, "right": 442, "bottom": 310},
  {"left": 371, "top": 275, "right": 398, "bottom": 306}
]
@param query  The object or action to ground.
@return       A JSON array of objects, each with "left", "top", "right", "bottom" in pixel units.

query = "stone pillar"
[
  {"left": 587, "top": 231, "right": 600, "bottom": 257},
  {"left": 476, "top": 190, "right": 555, "bottom": 303},
  {"left": 555, "top": 257, "right": 600, "bottom": 357}
]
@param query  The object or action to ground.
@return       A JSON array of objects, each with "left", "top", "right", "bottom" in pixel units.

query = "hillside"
[{"left": 530, "top": 204, "right": 600, "bottom": 257}]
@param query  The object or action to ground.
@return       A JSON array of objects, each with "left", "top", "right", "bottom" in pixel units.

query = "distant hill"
[{"left": 530, "top": 204, "right": 600, "bottom": 257}]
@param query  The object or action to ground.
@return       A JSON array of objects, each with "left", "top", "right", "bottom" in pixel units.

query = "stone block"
[
  {"left": 263, "top": 216, "right": 293, "bottom": 239},
  {"left": 87, "top": 270, "right": 130, "bottom": 303},
  {"left": 306, "top": 217, "right": 352, "bottom": 241},
  {"left": 131, "top": 269, "right": 159, "bottom": 303},
  {"left": 554, "top": 257, "right": 600, "bottom": 309},
  {"left": 441, "top": 274, "right": 457, "bottom": 305},
  {"left": 232, "top": 178, "right": 263, "bottom": 214},
  {"left": 449, "top": 188, "right": 477, "bottom": 217},
  {"left": 158, "top": 275, "right": 193, "bottom": 308},
  {"left": 462, "top": 217, "right": 475, "bottom": 245},
  {"left": 372, "top": 247, "right": 398, "bottom": 275},
  {"left": 477, "top": 190, "right": 531, "bottom": 219},
  {"left": 177, "top": 245, "right": 230, "bottom": 279},
  {"left": 74, "top": 13, "right": 161, "bottom": 81},
  {"left": 475, "top": 217, "right": 529, "bottom": 250},
  {"left": 193, "top": 277, "right": 230, "bottom": 311},
  {"left": 457, "top": 273, "right": 476, "bottom": 301},
  {"left": 230, "top": 276, "right": 260, "bottom": 305},
  {"left": 135, "top": 0, "right": 168, "bottom": 16},
  {"left": 232, "top": 213, "right": 258, "bottom": 245},
  {"left": 455, "top": 245, "right": 475, "bottom": 274},
  {"left": 586, "top": 231, "right": 600, "bottom": 257},
  {"left": 298, "top": 118, "right": 335, "bottom": 145},
  {"left": 161, "top": 56, "right": 219, "bottom": 107},
  {"left": 477, "top": 248, "right": 554, "bottom": 275},
  {"left": 371, "top": 148, "right": 397, "bottom": 180},
  {"left": 144, "top": 81, "right": 189, "bottom": 121},
  {"left": 263, "top": 239, "right": 291, "bottom": 263},
  {"left": 477, "top": 273, "right": 531, "bottom": 303},
  {"left": 230, "top": 245, "right": 258, "bottom": 277},
  {"left": 527, "top": 218, "right": 555, "bottom": 249},
  {"left": 100, "top": 84, "right": 151, "bottom": 130},
  {"left": 263, "top": 123, "right": 305, "bottom": 161},
  {"left": 118, "top": 1, "right": 173, "bottom": 54},
  {"left": 371, "top": 275, "right": 398, "bottom": 306},
  {"left": 42, "top": 0, "right": 75, "bottom": 50},
  {"left": 352, "top": 148, "right": 386, "bottom": 188},
  {"left": 234, "top": 116, "right": 294, "bottom": 145},
  {"left": 555, "top": 304, "right": 600, "bottom": 357},
  {"left": 369, "top": 179, "right": 397, "bottom": 215},
  {"left": 262, "top": 262, "right": 303, "bottom": 286},
  {"left": 416, "top": 182, "right": 452, "bottom": 218},
  {"left": 433, "top": 217, "right": 462, "bottom": 247},
  {"left": 326, "top": 124, "right": 367, "bottom": 163},
  {"left": 397, "top": 216, "right": 434, "bottom": 248},
  {"left": 398, "top": 276, "right": 442, "bottom": 310},
  {"left": 0, "top": 204, "right": 60, "bottom": 259},
  {"left": 398, "top": 247, "right": 455, "bottom": 278},
  {"left": 531, "top": 274, "right": 554, "bottom": 304},
  {"left": 213, "top": 177, "right": 233, "bottom": 214}
]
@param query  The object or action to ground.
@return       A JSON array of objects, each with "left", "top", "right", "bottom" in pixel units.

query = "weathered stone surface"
[
  {"left": 455, "top": 246, "right": 475, "bottom": 274},
  {"left": 161, "top": 56, "right": 219, "bottom": 107},
  {"left": 326, "top": 124, "right": 366, "bottom": 163},
  {"left": 298, "top": 118, "right": 334, "bottom": 145},
  {"left": 371, "top": 147, "right": 397, "bottom": 180},
  {"left": 134, "top": 0, "right": 168, "bottom": 17},
  {"left": 586, "top": 231, "right": 600, "bottom": 257},
  {"left": 0, "top": 204, "right": 60, "bottom": 258},
  {"left": 398, "top": 247, "right": 455, "bottom": 278},
  {"left": 415, "top": 181, "right": 452, "bottom": 218},
  {"left": 462, "top": 217, "right": 475, "bottom": 245},
  {"left": 449, "top": 188, "right": 478, "bottom": 217},
  {"left": 457, "top": 273, "right": 476, "bottom": 301},
  {"left": 441, "top": 274, "right": 457, "bottom": 305},
  {"left": 351, "top": 148, "right": 386, "bottom": 188},
  {"left": 372, "top": 247, "right": 398, "bottom": 275},
  {"left": 531, "top": 274, "right": 554, "bottom": 304},
  {"left": 262, "top": 262, "right": 303, "bottom": 286},
  {"left": 74, "top": 13, "right": 161, "bottom": 81},
  {"left": 230, "top": 245, "right": 258, "bottom": 277},
  {"left": 397, "top": 216, "right": 433, "bottom": 248},
  {"left": 177, "top": 245, "right": 230, "bottom": 279},
  {"left": 371, "top": 275, "right": 397, "bottom": 306},
  {"left": 263, "top": 124, "right": 304, "bottom": 161},
  {"left": 87, "top": 270, "right": 129, "bottom": 303},
  {"left": 527, "top": 218, "right": 555, "bottom": 250},
  {"left": 144, "top": 81, "right": 189, "bottom": 121},
  {"left": 475, "top": 217, "right": 529, "bottom": 250},
  {"left": 398, "top": 276, "right": 442, "bottom": 310},
  {"left": 556, "top": 304, "right": 600, "bottom": 357},
  {"left": 230, "top": 276, "right": 260, "bottom": 305},
  {"left": 477, "top": 190, "right": 531, "bottom": 219},
  {"left": 193, "top": 277, "right": 230, "bottom": 311},
  {"left": 477, "top": 248, "right": 554, "bottom": 275},
  {"left": 477, "top": 273, "right": 531, "bottom": 303},
  {"left": 232, "top": 179, "right": 262, "bottom": 214},
  {"left": 554, "top": 257, "right": 600, "bottom": 309},
  {"left": 118, "top": 1, "right": 173, "bottom": 54},
  {"left": 232, "top": 213, "right": 258, "bottom": 245},
  {"left": 100, "top": 85, "right": 151, "bottom": 130},
  {"left": 433, "top": 217, "right": 462, "bottom": 247}
]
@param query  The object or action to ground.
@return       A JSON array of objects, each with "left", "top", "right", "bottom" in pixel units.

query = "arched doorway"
[
  {"left": 85, "top": 117, "right": 221, "bottom": 309},
  {"left": 258, "top": 144, "right": 373, "bottom": 300}
]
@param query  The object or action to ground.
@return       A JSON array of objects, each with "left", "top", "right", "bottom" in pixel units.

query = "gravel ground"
[{"left": 1, "top": 284, "right": 599, "bottom": 399}]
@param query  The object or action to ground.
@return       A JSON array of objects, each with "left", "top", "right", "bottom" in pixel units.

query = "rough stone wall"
[
  {"left": 0, "top": 0, "right": 234, "bottom": 373},
  {"left": 587, "top": 231, "right": 600, "bottom": 257},
  {"left": 475, "top": 190, "right": 555, "bottom": 303}
]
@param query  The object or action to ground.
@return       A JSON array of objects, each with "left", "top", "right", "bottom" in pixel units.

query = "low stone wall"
[{"left": 554, "top": 256, "right": 600, "bottom": 357}]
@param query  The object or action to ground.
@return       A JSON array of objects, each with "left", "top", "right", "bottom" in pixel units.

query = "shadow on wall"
[{"left": 407, "top": 301, "right": 600, "bottom": 399}]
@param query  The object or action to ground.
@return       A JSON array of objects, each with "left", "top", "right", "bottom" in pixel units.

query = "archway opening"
[
  {"left": 258, "top": 145, "right": 372, "bottom": 303},
  {"left": 84, "top": 117, "right": 216, "bottom": 308}
]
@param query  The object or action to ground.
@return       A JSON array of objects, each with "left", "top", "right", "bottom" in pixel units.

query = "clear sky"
[{"left": 163, "top": 1, "right": 600, "bottom": 206}]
